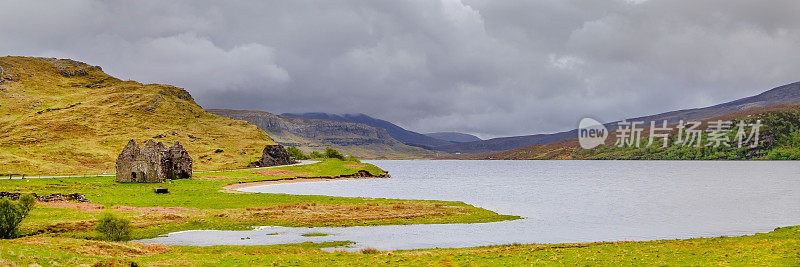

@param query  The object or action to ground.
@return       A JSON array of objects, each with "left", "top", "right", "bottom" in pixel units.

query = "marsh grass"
[{"left": 301, "top": 233, "right": 329, "bottom": 237}]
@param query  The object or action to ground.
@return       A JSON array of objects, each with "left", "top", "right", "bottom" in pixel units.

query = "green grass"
[
  {"left": 1, "top": 160, "right": 517, "bottom": 241},
  {"left": 1, "top": 226, "right": 799, "bottom": 266}
]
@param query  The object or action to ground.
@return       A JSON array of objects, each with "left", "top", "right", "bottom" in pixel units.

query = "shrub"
[
  {"left": 346, "top": 155, "right": 361, "bottom": 163},
  {"left": 767, "top": 148, "right": 800, "bottom": 160},
  {"left": 324, "top": 147, "right": 346, "bottom": 160},
  {"left": 309, "top": 151, "right": 326, "bottom": 159},
  {"left": 0, "top": 194, "right": 36, "bottom": 239},
  {"left": 96, "top": 212, "right": 132, "bottom": 241},
  {"left": 360, "top": 247, "right": 380, "bottom": 254},
  {"left": 286, "top": 146, "right": 310, "bottom": 160}
]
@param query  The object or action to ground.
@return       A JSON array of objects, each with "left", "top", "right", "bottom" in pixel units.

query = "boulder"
[{"left": 258, "top": 145, "right": 296, "bottom": 167}]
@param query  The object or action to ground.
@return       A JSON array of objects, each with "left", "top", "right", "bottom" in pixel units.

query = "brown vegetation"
[{"left": 230, "top": 202, "right": 468, "bottom": 224}]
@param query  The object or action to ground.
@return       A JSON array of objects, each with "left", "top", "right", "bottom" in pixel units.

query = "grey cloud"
[{"left": 1, "top": 0, "right": 799, "bottom": 138}]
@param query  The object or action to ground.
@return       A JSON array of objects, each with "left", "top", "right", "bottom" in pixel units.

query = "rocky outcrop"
[
  {"left": 256, "top": 144, "right": 296, "bottom": 167},
  {"left": 292, "top": 169, "right": 390, "bottom": 179},
  {"left": 0, "top": 65, "right": 17, "bottom": 84},
  {"left": 116, "top": 139, "right": 192, "bottom": 183},
  {"left": 44, "top": 58, "right": 102, "bottom": 78}
]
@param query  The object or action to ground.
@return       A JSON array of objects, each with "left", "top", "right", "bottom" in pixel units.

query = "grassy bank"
[
  {"left": 0, "top": 160, "right": 517, "bottom": 242},
  {"left": 1, "top": 225, "right": 798, "bottom": 265}
]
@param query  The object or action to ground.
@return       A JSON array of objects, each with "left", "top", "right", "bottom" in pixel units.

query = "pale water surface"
[{"left": 138, "top": 160, "right": 800, "bottom": 250}]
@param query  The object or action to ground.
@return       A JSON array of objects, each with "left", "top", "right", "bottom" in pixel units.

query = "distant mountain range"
[
  {"left": 220, "top": 81, "right": 800, "bottom": 158},
  {"left": 437, "top": 81, "right": 800, "bottom": 154},
  {"left": 282, "top": 113, "right": 454, "bottom": 149},
  {"left": 484, "top": 102, "right": 800, "bottom": 160},
  {"left": 209, "top": 109, "right": 436, "bottom": 159},
  {"left": 424, "top": 132, "right": 481, "bottom": 143}
]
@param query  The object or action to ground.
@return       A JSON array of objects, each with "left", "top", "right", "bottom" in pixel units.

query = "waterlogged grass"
[
  {"left": 0, "top": 160, "right": 517, "bottom": 241},
  {"left": 301, "top": 232, "right": 329, "bottom": 237},
  {"left": 1, "top": 226, "right": 799, "bottom": 266}
]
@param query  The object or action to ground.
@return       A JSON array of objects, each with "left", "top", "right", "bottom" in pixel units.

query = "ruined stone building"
[{"left": 116, "top": 139, "right": 193, "bottom": 183}]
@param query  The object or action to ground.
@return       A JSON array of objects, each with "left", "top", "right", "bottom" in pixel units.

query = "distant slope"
[
  {"left": 210, "top": 109, "right": 435, "bottom": 159},
  {"left": 0, "top": 57, "right": 275, "bottom": 175},
  {"left": 425, "top": 132, "right": 481, "bottom": 143},
  {"left": 442, "top": 81, "right": 800, "bottom": 154},
  {"left": 282, "top": 113, "right": 453, "bottom": 149},
  {"left": 485, "top": 103, "right": 800, "bottom": 160}
]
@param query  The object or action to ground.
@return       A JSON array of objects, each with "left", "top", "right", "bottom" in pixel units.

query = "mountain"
[
  {"left": 209, "top": 109, "right": 435, "bottom": 159},
  {"left": 281, "top": 113, "right": 453, "bottom": 149},
  {"left": 425, "top": 132, "right": 482, "bottom": 143},
  {"left": 435, "top": 132, "right": 575, "bottom": 154},
  {"left": 0, "top": 56, "right": 275, "bottom": 175},
  {"left": 441, "top": 81, "right": 800, "bottom": 154},
  {"left": 485, "top": 102, "right": 800, "bottom": 160}
]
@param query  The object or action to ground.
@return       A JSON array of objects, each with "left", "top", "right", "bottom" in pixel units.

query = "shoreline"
[{"left": 223, "top": 176, "right": 382, "bottom": 192}]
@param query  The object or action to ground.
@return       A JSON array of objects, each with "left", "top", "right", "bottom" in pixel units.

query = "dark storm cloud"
[{"left": 1, "top": 0, "right": 799, "bottom": 138}]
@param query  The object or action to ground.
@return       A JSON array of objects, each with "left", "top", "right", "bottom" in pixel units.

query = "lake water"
[{"left": 137, "top": 160, "right": 800, "bottom": 251}]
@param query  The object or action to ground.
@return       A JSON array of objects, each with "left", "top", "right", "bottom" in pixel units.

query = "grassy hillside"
[
  {"left": 0, "top": 56, "right": 276, "bottom": 175},
  {"left": 485, "top": 104, "right": 800, "bottom": 160}
]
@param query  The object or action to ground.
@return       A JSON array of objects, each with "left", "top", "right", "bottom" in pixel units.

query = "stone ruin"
[
  {"left": 253, "top": 144, "right": 296, "bottom": 167},
  {"left": 116, "top": 139, "right": 193, "bottom": 183}
]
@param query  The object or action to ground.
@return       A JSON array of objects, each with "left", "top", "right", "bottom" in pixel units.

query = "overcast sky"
[{"left": 2, "top": 0, "right": 800, "bottom": 138}]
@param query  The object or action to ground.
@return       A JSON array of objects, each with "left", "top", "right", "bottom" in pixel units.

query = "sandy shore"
[{"left": 223, "top": 176, "right": 379, "bottom": 192}]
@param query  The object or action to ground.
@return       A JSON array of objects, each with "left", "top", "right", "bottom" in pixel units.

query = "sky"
[{"left": 2, "top": 0, "right": 800, "bottom": 138}]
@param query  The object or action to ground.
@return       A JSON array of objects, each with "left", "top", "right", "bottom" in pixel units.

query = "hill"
[
  {"left": 484, "top": 103, "right": 800, "bottom": 160},
  {"left": 209, "top": 109, "right": 435, "bottom": 159},
  {"left": 425, "top": 132, "right": 481, "bottom": 143},
  {"left": 282, "top": 113, "right": 453, "bottom": 149},
  {"left": 444, "top": 81, "right": 800, "bottom": 154},
  {"left": 0, "top": 57, "right": 275, "bottom": 175}
]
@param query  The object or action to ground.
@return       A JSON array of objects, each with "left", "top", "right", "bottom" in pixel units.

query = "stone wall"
[
  {"left": 116, "top": 139, "right": 193, "bottom": 183},
  {"left": 166, "top": 141, "right": 192, "bottom": 179}
]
